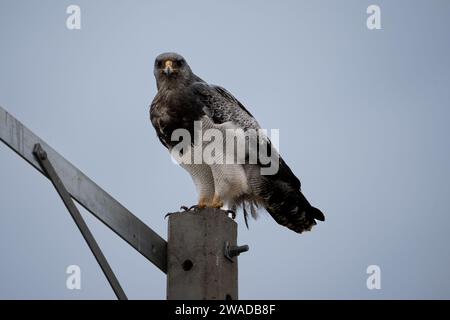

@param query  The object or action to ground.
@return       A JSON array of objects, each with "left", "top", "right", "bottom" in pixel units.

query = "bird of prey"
[{"left": 149, "top": 52, "right": 324, "bottom": 233}]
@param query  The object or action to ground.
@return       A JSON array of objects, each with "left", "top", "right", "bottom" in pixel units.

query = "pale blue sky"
[{"left": 1, "top": 0, "right": 449, "bottom": 299}]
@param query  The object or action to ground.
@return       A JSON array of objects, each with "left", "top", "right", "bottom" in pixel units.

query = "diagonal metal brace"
[
  {"left": 33, "top": 143, "right": 127, "bottom": 300},
  {"left": 0, "top": 106, "right": 166, "bottom": 273}
]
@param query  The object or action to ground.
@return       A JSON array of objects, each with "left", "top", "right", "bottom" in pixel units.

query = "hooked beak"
[{"left": 163, "top": 60, "right": 174, "bottom": 76}]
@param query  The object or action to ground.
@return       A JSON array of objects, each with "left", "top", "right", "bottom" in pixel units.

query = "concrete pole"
[{"left": 167, "top": 208, "right": 247, "bottom": 300}]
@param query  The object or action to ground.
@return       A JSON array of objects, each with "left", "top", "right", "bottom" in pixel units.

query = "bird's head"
[{"left": 154, "top": 52, "right": 193, "bottom": 89}]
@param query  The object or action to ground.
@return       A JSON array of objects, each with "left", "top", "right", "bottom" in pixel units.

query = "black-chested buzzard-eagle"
[{"left": 149, "top": 52, "right": 324, "bottom": 233}]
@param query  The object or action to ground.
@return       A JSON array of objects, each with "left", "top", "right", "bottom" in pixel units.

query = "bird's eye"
[
  {"left": 156, "top": 60, "right": 163, "bottom": 68},
  {"left": 176, "top": 59, "right": 184, "bottom": 67}
]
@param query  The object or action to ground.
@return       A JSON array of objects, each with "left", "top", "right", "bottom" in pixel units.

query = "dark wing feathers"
[
  {"left": 213, "top": 86, "right": 256, "bottom": 119},
  {"left": 192, "top": 82, "right": 260, "bottom": 130},
  {"left": 192, "top": 81, "right": 324, "bottom": 233}
]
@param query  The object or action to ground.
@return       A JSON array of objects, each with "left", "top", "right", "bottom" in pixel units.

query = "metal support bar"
[
  {"left": 33, "top": 143, "right": 127, "bottom": 300},
  {"left": 0, "top": 106, "right": 167, "bottom": 273},
  {"left": 167, "top": 209, "right": 248, "bottom": 300}
]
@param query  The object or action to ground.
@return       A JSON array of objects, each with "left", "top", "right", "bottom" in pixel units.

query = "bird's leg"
[
  {"left": 178, "top": 196, "right": 209, "bottom": 212},
  {"left": 168, "top": 194, "right": 221, "bottom": 219},
  {"left": 210, "top": 195, "right": 235, "bottom": 219},
  {"left": 197, "top": 196, "right": 209, "bottom": 209},
  {"left": 210, "top": 193, "right": 224, "bottom": 209}
]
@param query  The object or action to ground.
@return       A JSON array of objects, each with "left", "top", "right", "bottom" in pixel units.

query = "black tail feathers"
[
  {"left": 265, "top": 190, "right": 325, "bottom": 234},
  {"left": 307, "top": 205, "right": 325, "bottom": 222}
]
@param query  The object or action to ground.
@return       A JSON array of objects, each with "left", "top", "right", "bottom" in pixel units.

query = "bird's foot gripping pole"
[
  {"left": 180, "top": 204, "right": 201, "bottom": 212},
  {"left": 166, "top": 208, "right": 249, "bottom": 300},
  {"left": 167, "top": 206, "right": 237, "bottom": 220},
  {"left": 164, "top": 205, "right": 199, "bottom": 219},
  {"left": 32, "top": 143, "right": 127, "bottom": 300}
]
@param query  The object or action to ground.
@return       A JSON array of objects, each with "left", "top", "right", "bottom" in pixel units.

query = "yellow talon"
[
  {"left": 198, "top": 197, "right": 208, "bottom": 209},
  {"left": 210, "top": 194, "right": 224, "bottom": 209}
]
